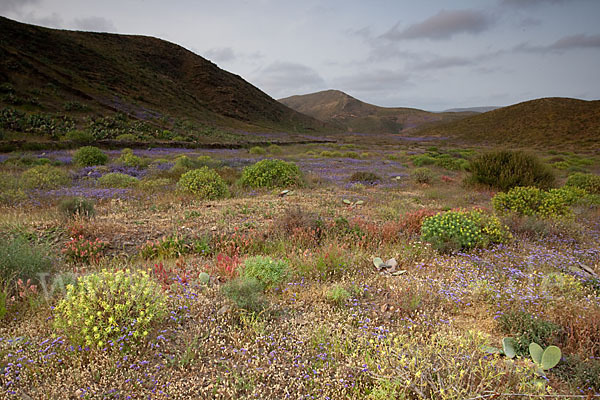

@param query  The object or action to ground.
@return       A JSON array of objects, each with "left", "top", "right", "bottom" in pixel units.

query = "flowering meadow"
[{"left": 0, "top": 141, "right": 599, "bottom": 399}]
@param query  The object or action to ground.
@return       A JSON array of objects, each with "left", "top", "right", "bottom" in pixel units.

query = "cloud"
[
  {"left": 0, "top": 0, "right": 40, "bottom": 13},
  {"left": 414, "top": 56, "right": 475, "bottom": 70},
  {"left": 252, "top": 62, "right": 326, "bottom": 97},
  {"left": 382, "top": 9, "right": 493, "bottom": 41},
  {"left": 500, "top": 0, "right": 575, "bottom": 7},
  {"left": 549, "top": 33, "right": 600, "bottom": 50},
  {"left": 332, "top": 69, "right": 412, "bottom": 93},
  {"left": 205, "top": 47, "right": 236, "bottom": 63},
  {"left": 514, "top": 33, "right": 600, "bottom": 53},
  {"left": 73, "top": 16, "right": 116, "bottom": 32}
]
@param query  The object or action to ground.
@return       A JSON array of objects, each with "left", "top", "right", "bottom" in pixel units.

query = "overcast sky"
[{"left": 2, "top": 0, "right": 599, "bottom": 110}]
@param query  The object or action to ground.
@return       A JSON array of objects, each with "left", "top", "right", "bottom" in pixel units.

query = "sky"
[{"left": 1, "top": 0, "right": 599, "bottom": 111}]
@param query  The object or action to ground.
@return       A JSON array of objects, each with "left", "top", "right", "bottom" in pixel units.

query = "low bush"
[
  {"left": 492, "top": 186, "right": 586, "bottom": 218},
  {"left": 348, "top": 171, "right": 380, "bottom": 184},
  {"left": 63, "top": 130, "right": 93, "bottom": 143},
  {"left": 411, "top": 154, "right": 436, "bottom": 166},
  {"left": 249, "top": 146, "right": 267, "bottom": 155},
  {"left": 116, "top": 148, "right": 145, "bottom": 168},
  {"left": 221, "top": 276, "right": 266, "bottom": 313},
  {"left": 138, "top": 177, "right": 172, "bottom": 192},
  {"left": 58, "top": 197, "right": 95, "bottom": 218},
  {"left": 53, "top": 268, "right": 168, "bottom": 348},
  {"left": 169, "top": 155, "right": 196, "bottom": 177},
  {"left": 468, "top": 150, "right": 555, "bottom": 191},
  {"left": 496, "top": 311, "right": 565, "bottom": 356},
  {"left": 399, "top": 208, "right": 439, "bottom": 236},
  {"left": 411, "top": 167, "right": 434, "bottom": 184},
  {"left": 62, "top": 235, "right": 107, "bottom": 264},
  {"left": 0, "top": 236, "right": 52, "bottom": 288},
  {"left": 421, "top": 209, "right": 511, "bottom": 253},
  {"left": 21, "top": 165, "right": 70, "bottom": 189},
  {"left": 565, "top": 172, "right": 600, "bottom": 194},
  {"left": 242, "top": 256, "right": 288, "bottom": 289},
  {"left": 176, "top": 167, "right": 229, "bottom": 199},
  {"left": 114, "top": 133, "right": 137, "bottom": 141},
  {"left": 267, "top": 144, "right": 283, "bottom": 154},
  {"left": 72, "top": 146, "right": 108, "bottom": 167},
  {"left": 325, "top": 284, "right": 351, "bottom": 306},
  {"left": 97, "top": 172, "right": 139, "bottom": 188},
  {"left": 239, "top": 159, "right": 303, "bottom": 189}
]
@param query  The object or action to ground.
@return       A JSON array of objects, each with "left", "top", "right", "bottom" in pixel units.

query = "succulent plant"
[
  {"left": 529, "top": 342, "right": 561, "bottom": 374},
  {"left": 198, "top": 272, "right": 210, "bottom": 285},
  {"left": 502, "top": 337, "right": 517, "bottom": 359}
]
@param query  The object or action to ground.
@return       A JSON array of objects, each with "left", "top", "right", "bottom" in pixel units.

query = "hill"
[
  {"left": 417, "top": 97, "right": 600, "bottom": 148},
  {"left": 279, "top": 90, "right": 474, "bottom": 134},
  {"left": 0, "top": 17, "right": 329, "bottom": 144},
  {"left": 442, "top": 106, "right": 499, "bottom": 113}
]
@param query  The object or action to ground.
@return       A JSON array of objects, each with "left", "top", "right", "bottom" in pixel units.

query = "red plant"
[
  {"left": 441, "top": 175, "right": 455, "bottom": 183},
  {"left": 210, "top": 253, "right": 241, "bottom": 280},
  {"left": 399, "top": 208, "right": 440, "bottom": 236},
  {"left": 62, "top": 235, "right": 107, "bottom": 264},
  {"left": 152, "top": 259, "right": 193, "bottom": 290}
]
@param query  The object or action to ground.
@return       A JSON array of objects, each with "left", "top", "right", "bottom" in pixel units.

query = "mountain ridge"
[
  {"left": 0, "top": 16, "right": 329, "bottom": 140},
  {"left": 279, "top": 89, "right": 475, "bottom": 134}
]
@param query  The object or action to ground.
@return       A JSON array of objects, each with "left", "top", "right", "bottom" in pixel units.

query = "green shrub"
[
  {"left": 63, "top": 130, "right": 93, "bottom": 143},
  {"left": 58, "top": 197, "right": 95, "bottom": 218},
  {"left": 249, "top": 146, "right": 267, "bottom": 155},
  {"left": 239, "top": 159, "right": 303, "bottom": 189},
  {"left": 54, "top": 268, "right": 167, "bottom": 348},
  {"left": 0, "top": 174, "right": 27, "bottom": 204},
  {"left": 553, "top": 354, "right": 600, "bottom": 393},
  {"left": 348, "top": 171, "right": 380, "bottom": 184},
  {"left": 176, "top": 167, "right": 229, "bottom": 199},
  {"left": 242, "top": 256, "right": 288, "bottom": 289},
  {"left": 97, "top": 172, "right": 139, "bottom": 188},
  {"left": 325, "top": 284, "right": 351, "bottom": 306},
  {"left": 411, "top": 167, "right": 434, "bottom": 184},
  {"left": 267, "top": 144, "right": 283, "bottom": 154},
  {"left": 565, "top": 172, "right": 600, "bottom": 194},
  {"left": 21, "top": 165, "right": 70, "bottom": 189},
  {"left": 492, "top": 186, "right": 586, "bottom": 218},
  {"left": 497, "top": 311, "right": 564, "bottom": 356},
  {"left": 412, "top": 154, "right": 436, "bottom": 166},
  {"left": 0, "top": 236, "right": 52, "bottom": 287},
  {"left": 434, "top": 154, "right": 470, "bottom": 171},
  {"left": 116, "top": 148, "right": 145, "bottom": 167},
  {"left": 468, "top": 150, "right": 555, "bottom": 191},
  {"left": 114, "top": 133, "right": 137, "bottom": 141},
  {"left": 221, "top": 276, "right": 266, "bottom": 313},
  {"left": 421, "top": 209, "right": 511, "bottom": 253},
  {"left": 139, "top": 177, "right": 172, "bottom": 192},
  {"left": 73, "top": 146, "right": 108, "bottom": 167},
  {"left": 169, "top": 155, "right": 197, "bottom": 177}
]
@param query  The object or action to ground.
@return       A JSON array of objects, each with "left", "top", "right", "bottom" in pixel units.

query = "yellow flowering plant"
[{"left": 54, "top": 268, "right": 167, "bottom": 349}]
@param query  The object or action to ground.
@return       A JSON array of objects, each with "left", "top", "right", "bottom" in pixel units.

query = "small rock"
[
  {"left": 217, "top": 305, "right": 230, "bottom": 315},
  {"left": 380, "top": 304, "right": 389, "bottom": 312}
]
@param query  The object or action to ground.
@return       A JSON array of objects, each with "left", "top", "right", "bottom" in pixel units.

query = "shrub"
[
  {"left": 348, "top": 171, "right": 380, "bottom": 184},
  {"left": 399, "top": 208, "right": 440, "bottom": 236},
  {"left": 21, "top": 165, "right": 70, "bottom": 189},
  {"left": 468, "top": 150, "right": 555, "bottom": 191},
  {"left": 64, "top": 130, "right": 93, "bottom": 143},
  {"left": 325, "top": 284, "right": 351, "bottom": 306},
  {"left": 242, "top": 256, "right": 288, "bottom": 289},
  {"left": 421, "top": 209, "right": 511, "bottom": 253},
  {"left": 169, "top": 155, "right": 197, "bottom": 177},
  {"left": 97, "top": 172, "right": 139, "bottom": 188},
  {"left": 239, "top": 159, "right": 303, "bottom": 189},
  {"left": 553, "top": 355, "right": 600, "bottom": 393},
  {"left": 139, "top": 177, "right": 172, "bottom": 192},
  {"left": 62, "top": 236, "right": 107, "bottom": 264},
  {"left": 411, "top": 154, "right": 436, "bottom": 166},
  {"left": 176, "top": 167, "right": 229, "bottom": 199},
  {"left": 139, "top": 235, "right": 189, "bottom": 260},
  {"left": 267, "top": 144, "right": 283, "bottom": 154},
  {"left": 565, "top": 172, "right": 600, "bottom": 194},
  {"left": 116, "top": 148, "right": 145, "bottom": 167},
  {"left": 492, "top": 186, "right": 586, "bottom": 218},
  {"left": 73, "top": 146, "right": 108, "bottom": 167},
  {"left": 221, "top": 276, "right": 266, "bottom": 313},
  {"left": 114, "top": 133, "right": 137, "bottom": 141},
  {"left": 411, "top": 167, "right": 434, "bottom": 184},
  {"left": 58, "top": 197, "right": 95, "bottom": 218},
  {"left": 54, "top": 268, "right": 168, "bottom": 348},
  {"left": 497, "top": 311, "right": 564, "bottom": 356},
  {"left": 249, "top": 146, "right": 267, "bottom": 155},
  {"left": 0, "top": 236, "right": 52, "bottom": 288}
]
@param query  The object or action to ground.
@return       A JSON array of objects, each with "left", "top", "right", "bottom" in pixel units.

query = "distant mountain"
[
  {"left": 442, "top": 106, "right": 499, "bottom": 113},
  {"left": 417, "top": 97, "right": 600, "bottom": 147},
  {"left": 0, "top": 16, "right": 328, "bottom": 142},
  {"left": 279, "top": 90, "right": 474, "bottom": 134}
]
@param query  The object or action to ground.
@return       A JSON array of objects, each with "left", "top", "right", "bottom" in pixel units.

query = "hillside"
[
  {"left": 279, "top": 90, "right": 474, "bottom": 134},
  {"left": 417, "top": 97, "right": 600, "bottom": 148},
  {"left": 0, "top": 17, "right": 329, "bottom": 144}
]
